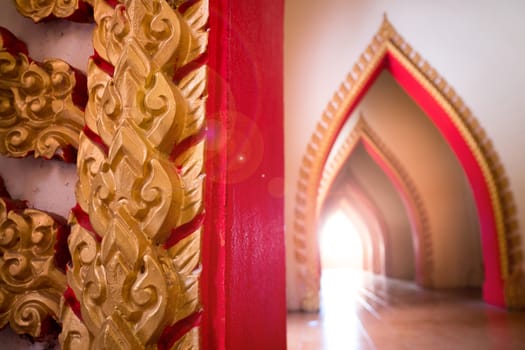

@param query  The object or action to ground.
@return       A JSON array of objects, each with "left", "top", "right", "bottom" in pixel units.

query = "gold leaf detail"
[
  {"left": 0, "top": 28, "right": 85, "bottom": 160},
  {"left": 65, "top": 0, "right": 207, "bottom": 347},
  {"left": 14, "top": 0, "right": 78, "bottom": 22},
  {"left": 0, "top": 181, "right": 66, "bottom": 339}
]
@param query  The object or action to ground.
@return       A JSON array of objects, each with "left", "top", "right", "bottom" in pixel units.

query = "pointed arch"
[
  {"left": 293, "top": 17, "right": 522, "bottom": 311},
  {"left": 321, "top": 118, "right": 432, "bottom": 285},
  {"left": 322, "top": 175, "right": 389, "bottom": 275}
]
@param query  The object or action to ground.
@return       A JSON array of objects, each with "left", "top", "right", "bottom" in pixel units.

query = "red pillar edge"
[
  {"left": 202, "top": 1, "right": 228, "bottom": 349},
  {"left": 205, "top": 0, "right": 287, "bottom": 349}
]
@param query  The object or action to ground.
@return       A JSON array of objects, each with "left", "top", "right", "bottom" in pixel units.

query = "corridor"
[{"left": 287, "top": 269, "right": 525, "bottom": 350}]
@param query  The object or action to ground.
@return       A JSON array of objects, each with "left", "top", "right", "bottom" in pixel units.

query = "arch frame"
[
  {"left": 322, "top": 177, "right": 389, "bottom": 275},
  {"left": 320, "top": 118, "right": 432, "bottom": 286},
  {"left": 293, "top": 16, "right": 522, "bottom": 311}
]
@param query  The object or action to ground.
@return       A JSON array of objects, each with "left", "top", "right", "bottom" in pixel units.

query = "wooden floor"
[{"left": 287, "top": 269, "right": 525, "bottom": 350}]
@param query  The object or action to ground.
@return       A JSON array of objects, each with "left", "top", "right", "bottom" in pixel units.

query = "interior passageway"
[{"left": 286, "top": 67, "right": 515, "bottom": 348}]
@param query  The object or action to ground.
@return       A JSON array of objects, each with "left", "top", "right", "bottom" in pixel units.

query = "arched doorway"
[
  {"left": 318, "top": 209, "right": 365, "bottom": 270},
  {"left": 293, "top": 16, "right": 522, "bottom": 311},
  {"left": 321, "top": 176, "right": 390, "bottom": 276},
  {"left": 319, "top": 118, "right": 432, "bottom": 285}
]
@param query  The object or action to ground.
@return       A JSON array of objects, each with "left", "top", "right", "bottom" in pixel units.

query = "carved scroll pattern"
[
  {"left": 61, "top": 0, "right": 207, "bottom": 349},
  {"left": 14, "top": 0, "right": 94, "bottom": 23},
  {"left": 0, "top": 177, "right": 68, "bottom": 340},
  {"left": 0, "top": 27, "right": 86, "bottom": 161}
]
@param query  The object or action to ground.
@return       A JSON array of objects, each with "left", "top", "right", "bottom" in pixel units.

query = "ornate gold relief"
[
  {"left": 0, "top": 27, "right": 86, "bottom": 161},
  {"left": 14, "top": 0, "right": 93, "bottom": 23},
  {"left": 61, "top": 0, "right": 207, "bottom": 349},
  {"left": 293, "top": 16, "right": 522, "bottom": 310},
  {"left": 0, "top": 176, "right": 67, "bottom": 340}
]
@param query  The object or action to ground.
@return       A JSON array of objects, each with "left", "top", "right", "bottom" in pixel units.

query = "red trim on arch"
[
  {"left": 361, "top": 139, "right": 425, "bottom": 282},
  {"left": 384, "top": 52, "right": 504, "bottom": 306},
  {"left": 63, "top": 286, "right": 83, "bottom": 321}
]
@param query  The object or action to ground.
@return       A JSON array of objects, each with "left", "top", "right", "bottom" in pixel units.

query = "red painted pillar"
[{"left": 203, "top": 0, "right": 287, "bottom": 349}]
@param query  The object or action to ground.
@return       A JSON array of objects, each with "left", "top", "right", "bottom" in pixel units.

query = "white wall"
[{"left": 285, "top": 0, "right": 525, "bottom": 307}]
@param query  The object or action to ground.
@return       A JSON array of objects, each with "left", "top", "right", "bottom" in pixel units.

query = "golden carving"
[
  {"left": 0, "top": 28, "right": 85, "bottom": 161},
  {"left": 0, "top": 177, "right": 67, "bottom": 339},
  {"left": 293, "top": 16, "right": 521, "bottom": 310},
  {"left": 13, "top": 0, "right": 93, "bottom": 23},
  {"left": 62, "top": 0, "right": 207, "bottom": 348}
]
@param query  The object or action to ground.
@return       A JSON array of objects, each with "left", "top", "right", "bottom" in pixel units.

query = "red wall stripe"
[{"left": 385, "top": 52, "right": 504, "bottom": 306}]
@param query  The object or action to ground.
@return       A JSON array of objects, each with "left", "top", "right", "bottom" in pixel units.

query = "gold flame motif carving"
[
  {"left": 0, "top": 28, "right": 85, "bottom": 161},
  {"left": 61, "top": 0, "right": 207, "bottom": 348},
  {"left": 0, "top": 177, "right": 67, "bottom": 340}
]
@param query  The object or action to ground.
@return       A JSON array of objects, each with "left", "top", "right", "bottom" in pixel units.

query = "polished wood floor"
[{"left": 288, "top": 269, "right": 525, "bottom": 350}]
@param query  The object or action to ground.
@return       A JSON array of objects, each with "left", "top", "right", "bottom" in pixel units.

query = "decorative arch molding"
[
  {"left": 293, "top": 16, "right": 522, "bottom": 311},
  {"left": 324, "top": 118, "right": 431, "bottom": 283},
  {"left": 321, "top": 117, "right": 432, "bottom": 284}
]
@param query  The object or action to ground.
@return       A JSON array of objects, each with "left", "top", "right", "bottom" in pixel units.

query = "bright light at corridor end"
[{"left": 319, "top": 211, "right": 363, "bottom": 270}]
